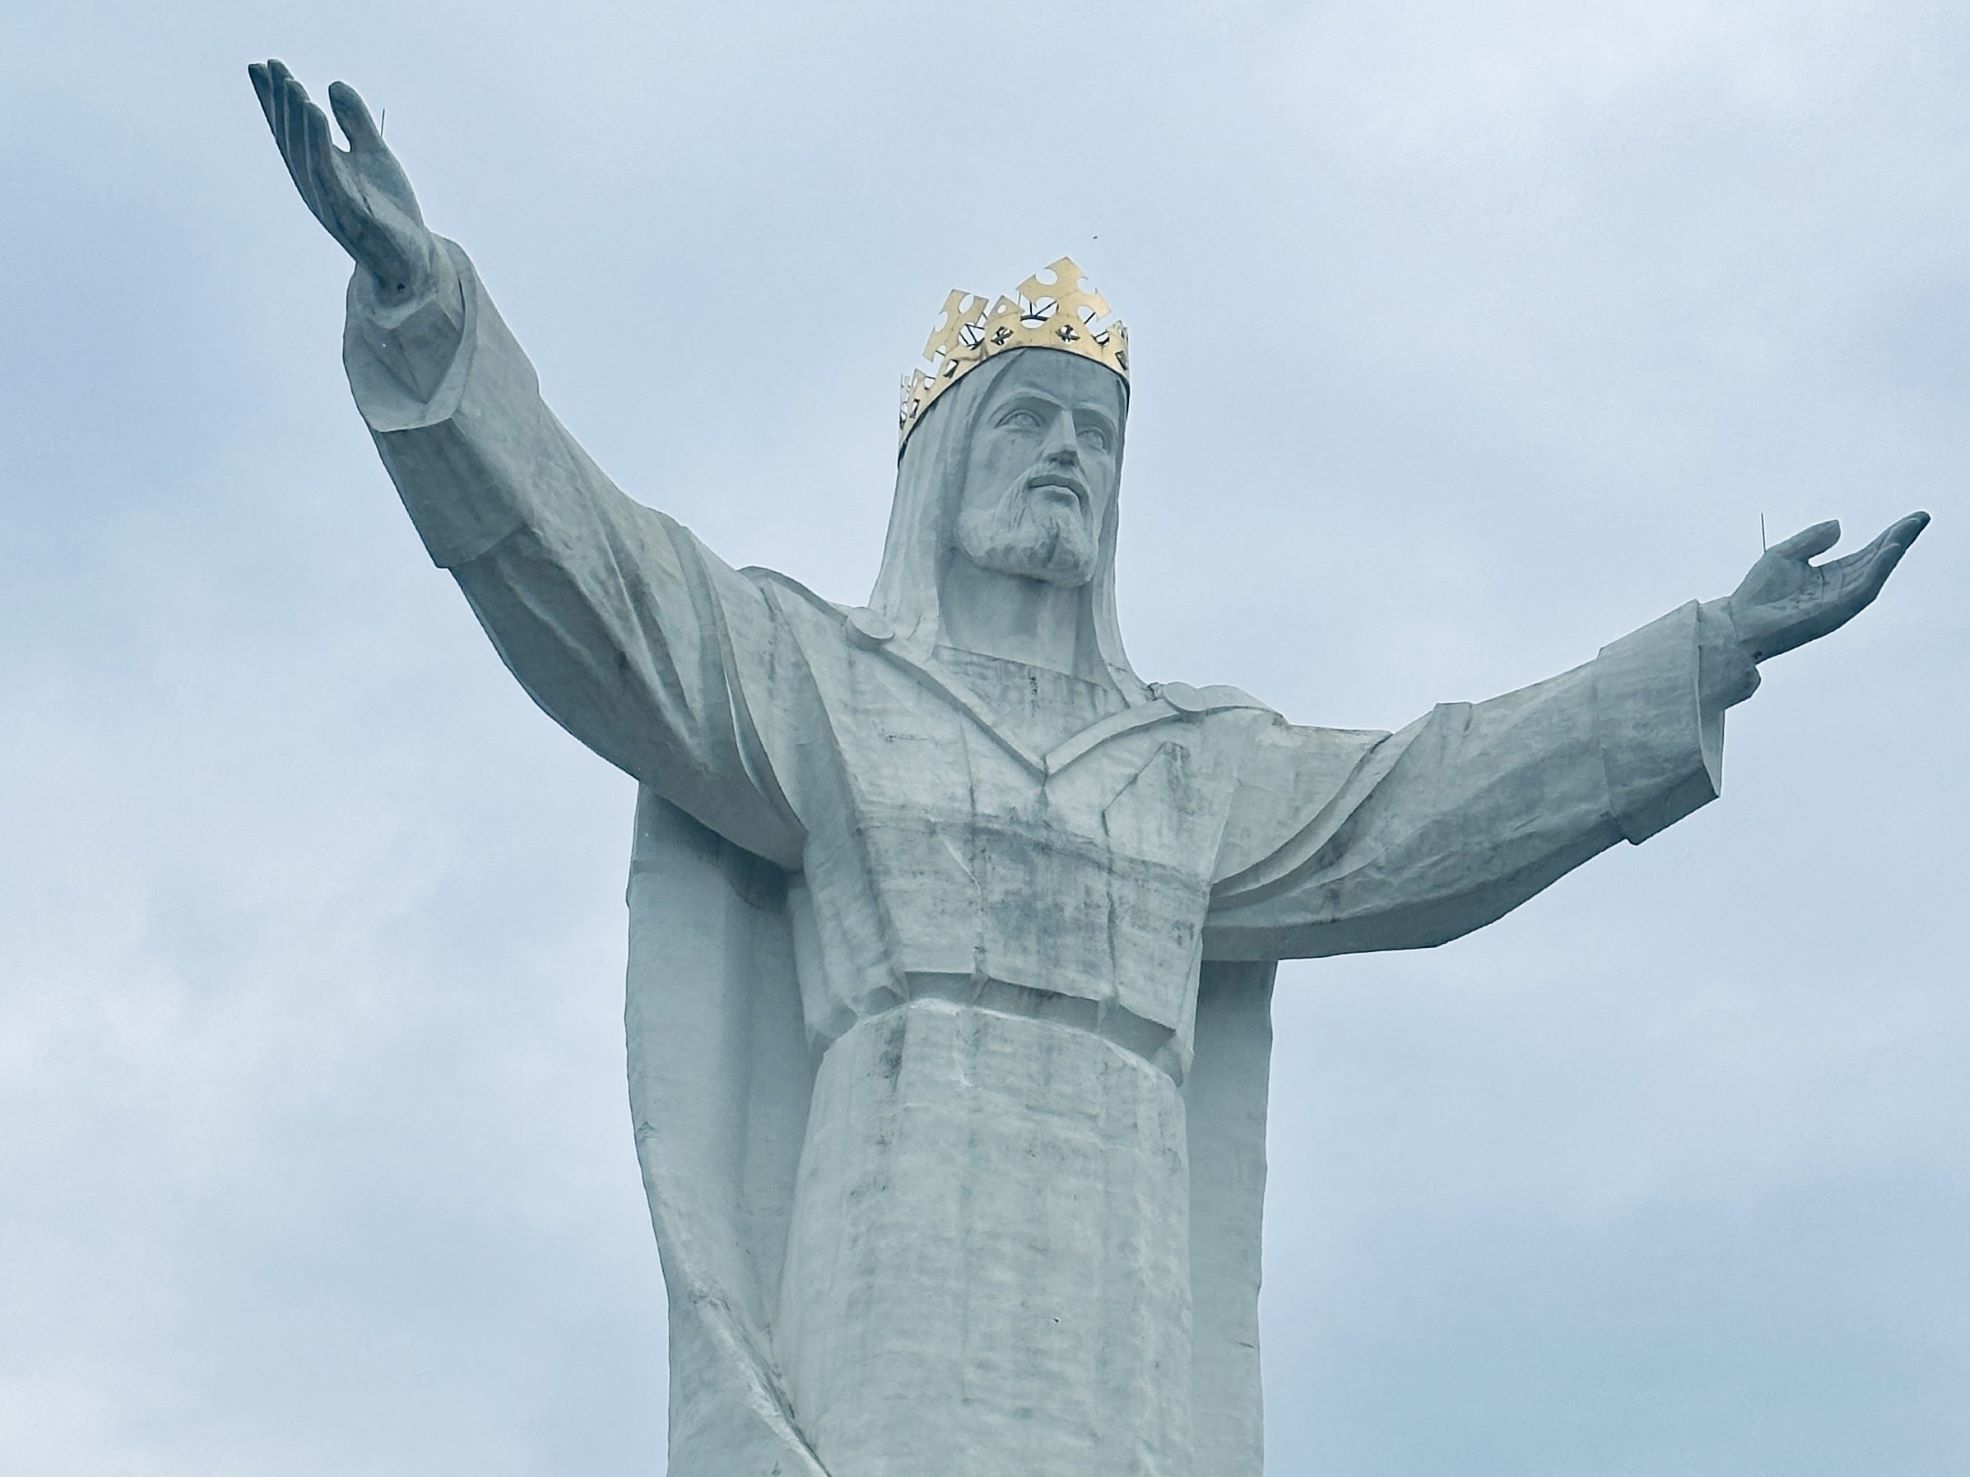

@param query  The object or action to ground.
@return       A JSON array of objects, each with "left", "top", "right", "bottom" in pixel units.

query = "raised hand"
[
  {"left": 1725, "top": 511, "right": 1930, "bottom": 664},
  {"left": 248, "top": 60, "right": 437, "bottom": 300}
]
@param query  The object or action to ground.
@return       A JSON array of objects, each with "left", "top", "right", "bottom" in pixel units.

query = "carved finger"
[
  {"left": 289, "top": 120, "right": 329, "bottom": 227},
  {"left": 283, "top": 80, "right": 332, "bottom": 224},
  {"left": 1769, "top": 519, "right": 1841, "bottom": 562},
  {"left": 328, "top": 81, "right": 385, "bottom": 154},
  {"left": 248, "top": 61, "right": 277, "bottom": 135},
  {"left": 1856, "top": 540, "right": 1910, "bottom": 606},
  {"left": 1827, "top": 511, "right": 1930, "bottom": 594},
  {"left": 1827, "top": 525, "right": 1893, "bottom": 583},
  {"left": 1888, "top": 509, "right": 1932, "bottom": 549},
  {"left": 300, "top": 100, "right": 347, "bottom": 213},
  {"left": 273, "top": 75, "right": 307, "bottom": 169},
  {"left": 267, "top": 57, "right": 307, "bottom": 158},
  {"left": 267, "top": 77, "right": 320, "bottom": 216}
]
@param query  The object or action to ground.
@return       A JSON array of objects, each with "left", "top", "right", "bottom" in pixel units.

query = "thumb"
[
  {"left": 328, "top": 81, "right": 384, "bottom": 151},
  {"left": 1769, "top": 518, "right": 1841, "bottom": 562}
]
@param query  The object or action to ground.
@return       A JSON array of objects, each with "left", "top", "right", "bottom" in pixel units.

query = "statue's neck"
[{"left": 937, "top": 558, "right": 1097, "bottom": 682}]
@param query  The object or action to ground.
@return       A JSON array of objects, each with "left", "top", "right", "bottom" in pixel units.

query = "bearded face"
[{"left": 952, "top": 350, "right": 1125, "bottom": 589}]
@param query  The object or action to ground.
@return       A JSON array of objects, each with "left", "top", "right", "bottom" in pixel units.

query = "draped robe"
[{"left": 342, "top": 243, "right": 1755, "bottom": 1476}]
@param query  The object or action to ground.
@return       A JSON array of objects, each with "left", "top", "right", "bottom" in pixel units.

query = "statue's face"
[{"left": 953, "top": 350, "right": 1125, "bottom": 589}]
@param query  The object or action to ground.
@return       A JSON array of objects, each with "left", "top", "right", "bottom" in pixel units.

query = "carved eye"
[
  {"left": 1080, "top": 423, "right": 1111, "bottom": 452},
  {"left": 997, "top": 408, "right": 1043, "bottom": 433}
]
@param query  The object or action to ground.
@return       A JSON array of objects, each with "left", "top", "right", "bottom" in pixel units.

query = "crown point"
[{"left": 899, "top": 256, "right": 1129, "bottom": 449}]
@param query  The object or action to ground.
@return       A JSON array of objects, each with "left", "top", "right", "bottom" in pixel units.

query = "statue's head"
[{"left": 866, "top": 260, "right": 1144, "bottom": 694}]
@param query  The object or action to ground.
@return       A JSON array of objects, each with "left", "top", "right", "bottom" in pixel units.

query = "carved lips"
[{"left": 1025, "top": 470, "right": 1089, "bottom": 516}]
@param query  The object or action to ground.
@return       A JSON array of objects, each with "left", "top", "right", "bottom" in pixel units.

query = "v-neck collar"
[{"left": 874, "top": 641, "right": 1180, "bottom": 778}]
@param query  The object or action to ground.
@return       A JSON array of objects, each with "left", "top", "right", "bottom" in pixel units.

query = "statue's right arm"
[{"left": 250, "top": 63, "right": 803, "bottom": 867}]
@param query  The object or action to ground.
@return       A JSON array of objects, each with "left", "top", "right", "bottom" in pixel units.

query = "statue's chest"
[{"left": 796, "top": 648, "right": 1244, "bottom": 1038}]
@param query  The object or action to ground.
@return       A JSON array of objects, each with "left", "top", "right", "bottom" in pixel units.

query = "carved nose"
[{"left": 1040, "top": 417, "right": 1081, "bottom": 464}]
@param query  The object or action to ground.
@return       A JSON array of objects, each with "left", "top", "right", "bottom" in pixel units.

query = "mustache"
[{"left": 1022, "top": 468, "right": 1089, "bottom": 508}]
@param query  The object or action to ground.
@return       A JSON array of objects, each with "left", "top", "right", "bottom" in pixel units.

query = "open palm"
[
  {"left": 1727, "top": 512, "right": 1930, "bottom": 664},
  {"left": 249, "top": 60, "right": 434, "bottom": 297}
]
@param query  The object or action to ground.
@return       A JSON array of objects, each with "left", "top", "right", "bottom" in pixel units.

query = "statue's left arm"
[{"left": 1205, "top": 515, "right": 1928, "bottom": 962}]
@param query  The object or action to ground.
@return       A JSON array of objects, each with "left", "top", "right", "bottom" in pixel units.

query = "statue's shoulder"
[
  {"left": 737, "top": 566, "right": 858, "bottom": 634},
  {"left": 1146, "top": 680, "right": 1276, "bottom": 720},
  {"left": 733, "top": 571, "right": 926, "bottom": 660}
]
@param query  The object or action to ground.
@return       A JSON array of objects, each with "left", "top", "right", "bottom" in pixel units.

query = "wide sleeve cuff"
[
  {"left": 1593, "top": 599, "right": 1732, "bottom": 844},
  {"left": 341, "top": 238, "right": 541, "bottom": 568}
]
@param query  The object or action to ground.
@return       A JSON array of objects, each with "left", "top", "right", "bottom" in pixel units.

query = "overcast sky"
[{"left": 3, "top": 2, "right": 1966, "bottom": 1473}]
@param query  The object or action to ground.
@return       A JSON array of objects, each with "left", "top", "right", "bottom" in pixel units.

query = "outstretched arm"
[
  {"left": 248, "top": 62, "right": 804, "bottom": 865},
  {"left": 1206, "top": 514, "right": 1930, "bottom": 962}
]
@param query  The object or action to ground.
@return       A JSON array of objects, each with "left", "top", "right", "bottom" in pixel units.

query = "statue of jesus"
[{"left": 249, "top": 60, "right": 1929, "bottom": 1477}]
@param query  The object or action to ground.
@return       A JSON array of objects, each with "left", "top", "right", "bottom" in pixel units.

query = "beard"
[{"left": 954, "top": 482, "right": 1099, "bottom": 588}]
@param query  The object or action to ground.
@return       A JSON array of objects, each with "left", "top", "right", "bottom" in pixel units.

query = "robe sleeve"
[
  {"left": 343, "top": 239, "right": 805, "bottom": 868},
  {"left": 1203, "top": 600, "right": 1757, "bottom": 962}
]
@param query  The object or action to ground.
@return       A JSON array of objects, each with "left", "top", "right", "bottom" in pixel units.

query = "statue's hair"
[{"left": 866, "top": 348, "right": 1145, "bottom": 698}]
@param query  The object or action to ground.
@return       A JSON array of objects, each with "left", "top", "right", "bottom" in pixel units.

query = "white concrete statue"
[{"left": 251, "top": 61, "right": 1929, "bottom": 1477}]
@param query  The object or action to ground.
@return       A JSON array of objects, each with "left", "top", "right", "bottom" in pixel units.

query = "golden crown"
[{"left": 898, "top": 256, "right": 1129, "bottom": 447}]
